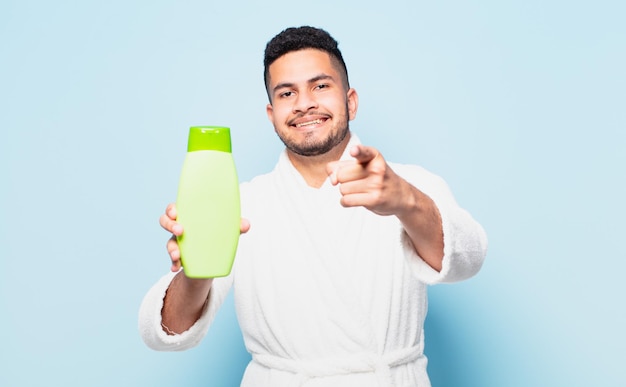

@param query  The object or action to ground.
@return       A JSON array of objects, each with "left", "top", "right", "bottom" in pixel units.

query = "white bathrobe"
[{"left": 139, "top": 135, "right": 487, "bottom": 387}]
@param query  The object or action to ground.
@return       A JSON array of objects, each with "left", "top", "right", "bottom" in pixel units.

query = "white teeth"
[{"left": 295, "top": 119, "right": 322, "bottom": 128}]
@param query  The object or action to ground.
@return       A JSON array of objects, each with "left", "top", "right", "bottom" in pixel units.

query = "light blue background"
[{"left": 1, "top": 1, "right": 624, "bottom": 386}]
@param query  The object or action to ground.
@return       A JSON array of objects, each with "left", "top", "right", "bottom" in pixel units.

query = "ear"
[
  {"left": 346, "top": 88, "right": 359, "bottom": 121},
  {"left": 266, "top": 103, "right": 274, "bottom": 124}
]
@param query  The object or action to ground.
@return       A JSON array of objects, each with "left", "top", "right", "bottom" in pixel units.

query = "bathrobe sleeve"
[
  {"left": 138, "top": 270, "right": 234, "bottom": 351},
  {"left": 138, "top": 180, "right": 255, "bottom": 352},
  {"left": 393, "top": 163, "right": 488, "bottom": 284}
]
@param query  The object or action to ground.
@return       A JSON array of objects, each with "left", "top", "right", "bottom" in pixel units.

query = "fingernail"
[{"left": 173, "top": 224, "right": 183, "bottom": 234}]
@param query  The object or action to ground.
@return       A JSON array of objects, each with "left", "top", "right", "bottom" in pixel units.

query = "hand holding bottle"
[{"left": 159, "top": 203, "right": 250, "bottom": 273}]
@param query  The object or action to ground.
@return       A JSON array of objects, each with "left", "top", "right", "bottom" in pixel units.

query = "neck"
[{"left": 287, "top": 132, "right": 351, "bottom": 188}]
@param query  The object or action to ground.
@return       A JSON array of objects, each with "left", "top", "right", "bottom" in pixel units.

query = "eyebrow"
[{"left": 272, "top": 74, "right": 335, "bottom": 94}]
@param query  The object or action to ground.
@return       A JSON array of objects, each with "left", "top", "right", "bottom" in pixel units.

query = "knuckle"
[
  {"left": 166, "top": 237, "right": 178, "bottom": 251},
  {"left": 370, "top": 163, "right": 386, "bottom": 175}
]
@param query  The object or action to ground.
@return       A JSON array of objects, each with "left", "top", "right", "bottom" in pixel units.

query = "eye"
[
  {"left": 279, "top": 91, "right": 294, "bottom": 98},
  {"left": 315, "top": 84, "right": 329, "bottom": 90}
]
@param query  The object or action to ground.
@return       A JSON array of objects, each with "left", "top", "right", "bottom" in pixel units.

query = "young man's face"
[{"left": 266, "top": 49, "right": 358, "bottom": 157}]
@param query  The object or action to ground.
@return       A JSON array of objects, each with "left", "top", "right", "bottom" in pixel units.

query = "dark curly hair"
[{"left": 263, "top": 26, "right": 350, "bottom": 100}]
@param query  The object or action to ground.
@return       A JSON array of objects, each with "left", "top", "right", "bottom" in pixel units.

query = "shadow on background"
[
  {"left": 185, "top": 292, "right": 251, "bottom": 387},
  {"left": 425, "top": 287, "right": 485, "bottom": 387}
]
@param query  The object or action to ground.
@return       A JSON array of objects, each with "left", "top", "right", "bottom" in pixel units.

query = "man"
[{"left": 139, "top": 26, "right": 487, "bottom": 387}]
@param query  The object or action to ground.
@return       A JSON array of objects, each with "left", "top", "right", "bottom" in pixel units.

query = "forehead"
[{"left": 267, "top": 49, "right": 339, "bottom": 87}]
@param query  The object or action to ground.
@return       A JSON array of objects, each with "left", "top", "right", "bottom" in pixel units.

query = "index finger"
[
  {"left": 350, "top": 145, "right": 380, "bottom": 165},
  {"left": 166, "top": 203, "right": 177, "bottom": 219},
  {"left": 160, "top": 203, "right": 183, "bottom": 235}
]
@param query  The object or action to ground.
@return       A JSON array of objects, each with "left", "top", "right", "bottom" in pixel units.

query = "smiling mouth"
[{"left": 293, "top": 118, "right": 327, "bottom": 128}]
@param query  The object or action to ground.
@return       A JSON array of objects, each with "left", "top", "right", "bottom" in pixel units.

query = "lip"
[{"left": 288, "top": 114, "right": 330, "bottom": 129}]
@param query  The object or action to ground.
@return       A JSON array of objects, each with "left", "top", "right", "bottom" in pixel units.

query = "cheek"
[
  {"left": 320, "top": 93, "right": 348, "bottom": 113},
  {"left": 271, "top": 103, "right": 292, "bottom": 121}
]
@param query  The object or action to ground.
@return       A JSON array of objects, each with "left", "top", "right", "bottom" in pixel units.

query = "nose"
[{"left": 292, "top": 90, "right": 318, "bottom": 113}]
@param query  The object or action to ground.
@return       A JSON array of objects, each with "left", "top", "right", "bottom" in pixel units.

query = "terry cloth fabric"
[{"left": 139, "top": 133, "right": 488, "bottom": 387}]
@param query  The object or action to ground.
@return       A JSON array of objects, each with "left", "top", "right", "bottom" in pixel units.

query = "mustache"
[{"left": 287, "top": 112, "right": 331, "bottom": 126}]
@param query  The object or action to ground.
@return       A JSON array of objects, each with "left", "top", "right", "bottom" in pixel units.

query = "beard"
[{"left": 276, "top": 105, "right": 350, "bottom": 157}]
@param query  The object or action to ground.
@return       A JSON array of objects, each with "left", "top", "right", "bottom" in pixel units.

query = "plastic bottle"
[{"left": 175, "top": 126, "right": 241, "bottom": 278}]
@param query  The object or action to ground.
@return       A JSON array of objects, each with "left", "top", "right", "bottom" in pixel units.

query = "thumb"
[
  {"left": 326, "top": 161, "right": 340, "bottom": 185},
  {"left": 240, "top": 218, "right": 251, "bottom": 234}
]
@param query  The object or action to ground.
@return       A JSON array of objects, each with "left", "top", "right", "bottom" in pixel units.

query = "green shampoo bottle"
[{"left": 175, "top": 126, "right": 241, "bottom": 278}]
